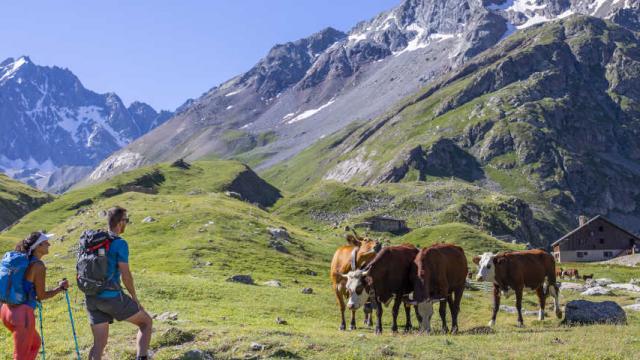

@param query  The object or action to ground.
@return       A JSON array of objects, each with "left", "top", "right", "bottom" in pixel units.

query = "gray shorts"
[{"left": 85, "top": 293, "right": 140, "bottom": 325}]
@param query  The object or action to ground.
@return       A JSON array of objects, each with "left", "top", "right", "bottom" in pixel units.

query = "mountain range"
[
  {"left": 88, "top": 0, "right": 638, "bottom": 183},
  {"left": 0, "top": 56, "right": 172, "bottom": 192}
]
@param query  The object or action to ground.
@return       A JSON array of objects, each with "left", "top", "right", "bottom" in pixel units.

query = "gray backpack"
[{"left": 76, "top": 230, "right": 120, "bottom": 296}]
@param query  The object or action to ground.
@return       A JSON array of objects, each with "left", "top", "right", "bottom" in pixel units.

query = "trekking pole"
[
  {"left": 64, "top": 283, "right": 82, "bottom": 360},
  {"left": 37, "top": 302, "right": 45, "bottom": 360}
]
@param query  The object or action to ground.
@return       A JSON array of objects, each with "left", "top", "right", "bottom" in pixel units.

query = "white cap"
[{"left": 28, "top": 233, "right": 55, "bottom": 256}]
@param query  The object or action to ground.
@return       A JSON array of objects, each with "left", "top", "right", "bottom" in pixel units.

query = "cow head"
[
  {"left": 473, "top": 252, "right": 497, "bottom": 282},
  {"left": 341, "top": 269, "right": 370, "bottom": 310},
  {"left": 346, "top": 234, "right": 382, "bottom": 268},
  {"left": 410, "top": 257, "right": 430, "bottom": 304}
]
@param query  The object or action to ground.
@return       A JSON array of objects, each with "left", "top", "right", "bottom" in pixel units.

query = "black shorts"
[{"left": 85, "top": 293, "right": 140, "bottom": 325}]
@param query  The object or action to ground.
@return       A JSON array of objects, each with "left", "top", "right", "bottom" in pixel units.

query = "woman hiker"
[{"left": 1, "top": 231, "right": 69, "bottom": 360}]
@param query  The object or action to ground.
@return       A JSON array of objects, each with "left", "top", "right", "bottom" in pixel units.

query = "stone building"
[
  {"left": 354, "top": 216, "right": 408, "bottom": 234},
  {"left": 552, "top": 215, "right": 640, "bottom": 263}
]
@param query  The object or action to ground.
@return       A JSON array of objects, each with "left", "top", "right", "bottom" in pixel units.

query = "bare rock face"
[{"left": 563, "top": 300, "right": 626, "bottom": 325}]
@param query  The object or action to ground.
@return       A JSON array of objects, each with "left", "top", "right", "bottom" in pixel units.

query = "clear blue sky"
[{"left": 1, "top": 0, "right": 400, "bottom": 111}]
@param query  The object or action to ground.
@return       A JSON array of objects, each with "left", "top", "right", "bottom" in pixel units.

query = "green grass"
[{"left": 2, "top": 161, "right": 639, "bottom": 359}]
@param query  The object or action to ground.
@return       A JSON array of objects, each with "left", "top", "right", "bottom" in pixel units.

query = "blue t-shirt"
[{"left": 96, "top": 236, "right": 129, "bottom": 299}]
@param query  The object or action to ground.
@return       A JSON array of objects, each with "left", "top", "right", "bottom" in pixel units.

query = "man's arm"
[{"left": 118, "top": 262, "right": 140, "bottom": 306}]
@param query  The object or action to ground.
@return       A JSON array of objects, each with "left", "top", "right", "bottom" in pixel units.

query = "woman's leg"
[
  {"left": 29, "top": 320, "right": 42, "bottom": 360},
  {"left": 8, "top": 305, "right": 37, "bottom": 360}
]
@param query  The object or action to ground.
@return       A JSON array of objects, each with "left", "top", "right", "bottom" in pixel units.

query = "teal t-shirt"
[{"left": 96, "top": 236, "right": 129, "bottom": 299}]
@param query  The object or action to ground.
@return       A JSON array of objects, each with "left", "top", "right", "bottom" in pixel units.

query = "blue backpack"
[{"left": 0, "top": 251, "right": 31, "bottom": 305}]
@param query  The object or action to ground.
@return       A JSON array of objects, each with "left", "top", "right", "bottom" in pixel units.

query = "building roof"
[
  {"left": 551, "top": 215, "right": 640, "bottom": 247},
  {"left": 364, "top": 216, "right": 406, "bottom": 222}
]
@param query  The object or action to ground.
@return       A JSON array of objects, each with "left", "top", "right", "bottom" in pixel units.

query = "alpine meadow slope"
[
  {"left": 0, "top": 173, "right": 52, "bottom": 230},
  {"left": 1, "top": 161, "right": 639, "bottom": 359},
  {"left": 265, "top": 14, "right": 640, "bottom": 244}
]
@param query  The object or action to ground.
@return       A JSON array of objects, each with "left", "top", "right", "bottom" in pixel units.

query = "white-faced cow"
[
  {"left": 411, "top": 244, "right": 468, "bottom": 334},
  {"left": 474, "top": 249, "right": 561, "bottom": 327},
  {"left": 330, "top": 233, "right": 381, "bottom": 330},
  {"left": 343, "top": 244, "right": 420, "bottom": 334}
]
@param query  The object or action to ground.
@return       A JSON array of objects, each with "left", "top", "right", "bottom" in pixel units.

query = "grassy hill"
[
  {"left": 1, "top": 160, "right": 639, "bottom": 359},
  {"left": 0, "top": 173, "right": 52, "bottom": 230}
]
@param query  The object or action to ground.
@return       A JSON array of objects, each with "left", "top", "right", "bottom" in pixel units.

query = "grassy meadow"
[{"left": 1, "top": 161, "right": 639, "bottom": 359}]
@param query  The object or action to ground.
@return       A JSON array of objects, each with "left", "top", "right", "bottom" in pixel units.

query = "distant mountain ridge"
[
  {"left": 0, "top": 56, "right": 172, "bottom": 192},
  {"left": 87, "top": 0, "right": 639, "bottom": 185}
]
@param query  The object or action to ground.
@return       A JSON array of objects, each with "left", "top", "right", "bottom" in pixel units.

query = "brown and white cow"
[
  {"left": 474, "top": 250, "right": 561, "bottom": 327},
  {"left": 330, "top": 233, "right": 381, "bottom": 330},
  {"left": 411, "top": 244, "right": 468, "bottom": 334},
  {"left": 343, "top": 244, "right": 419, "bottom": 334},
  {"left": 562, "top": 268, "right": 579, "bottom": 280}
]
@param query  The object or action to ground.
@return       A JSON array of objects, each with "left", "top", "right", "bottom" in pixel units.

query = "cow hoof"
[
  {"left": 339, "top": 324, "right": 346, "bottom": 331},
  {"left": 556, "top": 311, "right": 562, "bottom": 319},
  {"left": 375, "top": 328, "right": 383, "bottom": 335},
  {"left": 516, "top": 322, "right": 524, "bottom": 328},
  {"left": 451, "top": 326, "right": 458, "bottom": 335},
  {"left": 350, "top": 325, "right": 356, "bottom": 331},
  {"left": 488, "top": 320, "right": 496, "bottom": 327},
  {"left": 441, "top": 327, "right": 449, "bottom": 334}
]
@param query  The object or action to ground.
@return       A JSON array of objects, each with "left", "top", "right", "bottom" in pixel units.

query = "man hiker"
[{"left": 85, "top": 206, "right": 153, "bottom": 360}]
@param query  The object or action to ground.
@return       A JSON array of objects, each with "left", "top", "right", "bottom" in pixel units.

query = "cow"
[
  {"left": 582, "top": 273, "right": 594, "bottom": 281},
  {"left": 473, "top": 249, "right": 561, "bottom": 327},
  {"left": 343, "top": 244, "right": 419, "bottom": 334},
  {"left": 555, "top": 267, "right": 563, "bottom": 279},
  {"left": 330, "top": 232, "right": 381, "bottom": 330},
  {"left": 563, "top": 268, "right": 579, "bottom": 280},
  {"left": 411, "top": 244, "right": 468, "bottom": 334}
]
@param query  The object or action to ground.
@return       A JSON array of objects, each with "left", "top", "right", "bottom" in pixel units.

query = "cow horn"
[
  {"left": 361, "top": 270, "right": 369, "bottom": 277},
  {"left": 340, "top": 272, "right": 349, "bottom": 279},
  {"left": 350, "top": 227, "right": 360, "bottom": 239}
]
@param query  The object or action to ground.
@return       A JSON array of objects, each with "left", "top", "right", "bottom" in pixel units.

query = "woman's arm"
[{"left": 31, "top": 263, "right": 67, "bottom": 301}]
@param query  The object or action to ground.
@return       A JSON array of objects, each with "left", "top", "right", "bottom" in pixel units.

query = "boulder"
[
  {"left": 268, "top": 240, "right": 289, "bottom": 253},
  {"left": 268, "top": 227, "right": 290, "bottom": 241},
  {"left": 581, "top": 286, "right": 613, "bottom": 296},
  {"left": 180, "top": 350, "right": 214, "bottom": 360},
  {"left": 263, "top": 280, "right": 282, "bottom": 288},
  {"left": 225, "top": 191, "right": 243, "bottom": 200},
  {"left": 226, "top": 275, "right": 255, "bottom": 285},
  {"left": 250, "top": 343, "right": 265, "bottom": 351},
  {"left": 155, "top": 312, "right": 179, "bottom": 321},
  {"left": 301, "top": 288, "right": 313, "bottom": 294},
  {"left": 276, "top": 317, "right": 287, "bottom": 325},
  {"left": 624, "top": 304, "right": 640, "bottom": 312},
  {"left": 608, "top": 283, "right": 640, "bottom": 292},
  {"left": 563, "top": 300, "right": 626, "bottom": 325},
  {"left": 499, "top": 305, "right": 538, "bottom": 316},
  {"left": 560, "top": 282, "right": 585, "bottom": 292},
  {"left": 142, "top": 216, "right": 156, "bottom": 223},
  {"left": 595, "top": 278, "right": 614, "bottom": 286}
]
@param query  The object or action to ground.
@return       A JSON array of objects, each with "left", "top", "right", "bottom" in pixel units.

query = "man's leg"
[
  {"left": 89, "top": 323, "right": 109, "bottom": 360},
  {"left": 125, "top": 310, "right": 153, "bottom": 358}
]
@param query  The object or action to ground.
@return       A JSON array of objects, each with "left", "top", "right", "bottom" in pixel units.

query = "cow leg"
[
  {"left": 449, "top": 288, "right": 463, "bottom": 334},
  {"left": 515, "top": 287, "right": 524, "bottom": 327},
  {"left": 535, "top": 287, "right": 546, "bottom": 321},
  {"left": 350, "top": 309, "right": 357, "bottom": 330},
  {"left": 403, "top": 303, "right": 412, "bottom": 333},
  {"left": 414, "top": 305, "right": 423, "bottom": 325},
  {"left": 550, "top": 283, "right": 562, "bottom": 319},
  {"left": 417, "top": 301, "right": 434, "bottom": 335},
  {"left": 364, "top": 302, "right": 373, "bottom": 327},
  {"left": 391, "top": 296, "right": 402, "bottom": 333},
  {"left": 489, "top": 284, "right": 500, "bottom": 327},
  {"left": 438, "top": 299, "right": 449, "bottom": 334},
  {"left": 336, "top": 288, "right": 346, "bottom": 331},
  {"left": 375, "top": 301, "right": 384, "bottom": 335}
]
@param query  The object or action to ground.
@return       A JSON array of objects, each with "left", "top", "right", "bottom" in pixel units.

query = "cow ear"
[
  {"left": 472, "top": 256, "right": 481, "bottom": 265},
  {"left": 346, "top": 234, "right": 361, "bottom": 247}
]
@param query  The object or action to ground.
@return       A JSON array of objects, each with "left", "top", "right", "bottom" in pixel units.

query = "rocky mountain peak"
[{"left": 0, "top": 56, "right": 172, "bottom": 192}]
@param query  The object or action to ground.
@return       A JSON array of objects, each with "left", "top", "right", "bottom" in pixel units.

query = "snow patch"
[
  {"left": 516, "top": 13, "right": 549, "bottom": 28},
  {"left": 428, "top": 33, "right": 456, "bottom": 42},
  {"left": 348, "top": 33, "right": 367, "bottom": 43},
  {"left": 286, "top": 100, "right": 335, "bottom": 124},
  {"left": 0, "top": 57, "right": 28, "bottom": 82},
  {"left": 394, "top": 24, "right": 428, "bottom": 56},
  {"left": 225, "top": 89, "right": 243, "bottom": 97},
  {"left": 226, "top": 105, "right": 234, "bottom": 110},
  {"left": 282, "top": 112, "right": 296, "bottom": 121},
  {"left": 240, "top": 123, "right": 252, "bottom": 129}
]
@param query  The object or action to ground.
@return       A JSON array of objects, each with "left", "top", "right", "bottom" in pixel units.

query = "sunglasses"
[{"left": 123, "top": 217, "right": 130, "bottom": 224}]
